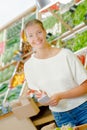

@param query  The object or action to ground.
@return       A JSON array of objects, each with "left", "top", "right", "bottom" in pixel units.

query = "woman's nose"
[{"left": 34, "top": 34, "right": 39, "bottom": 41}]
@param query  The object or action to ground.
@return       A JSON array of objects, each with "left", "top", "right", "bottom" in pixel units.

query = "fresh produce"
[
  {"left": 60, "top": 30, "right": 87, "bottom": 52},
  {"left": 77, "top": 54, "right": 85, "bottom": 65},
  {"left": 62, "top": 0, "right": 87, "bottom": 33},
  {"left": 54, "top": 125, "right": 73, "bottom": 130},
  {"left": 16, "top": 62, "right": 24, "bottom": 73},
  {"left": 0, "top": 83, "right": 8, "bottom": 94},
  {"left": 7, "top": 85, "right": 22, "bottom": 102},
  {"left": 10, "top": 73, "right": 25, "bottom": 88},
  {"left": 0, "top": 65, "right": 15, "bottom": 83},
  {"left": 54, "top": 127, "right": 60, "bottom": 130}
]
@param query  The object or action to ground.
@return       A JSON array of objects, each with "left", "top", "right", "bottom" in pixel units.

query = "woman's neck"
[
  {"left": 34, "top": 45, "right": 52, "bottom": 59},
  {"left": 34, "top": 45, "right": 60, "bottom": 59}
]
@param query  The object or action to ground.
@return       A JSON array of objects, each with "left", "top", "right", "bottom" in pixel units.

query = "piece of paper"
[{"left": 38, "top": 95, "right": 50, "bottom": 104}]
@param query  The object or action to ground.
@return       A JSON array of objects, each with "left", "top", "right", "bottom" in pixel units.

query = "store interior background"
[{"left": 0, "top": 0, "right": 87, "bottom": 130}]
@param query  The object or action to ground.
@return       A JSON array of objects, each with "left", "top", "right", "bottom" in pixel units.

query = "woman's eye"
[
  {"left": 38, "top": 31, "right": 42, "bottom": 34},
  {"left": 29, "top": 35, "right": 33, "bottom": 38}
]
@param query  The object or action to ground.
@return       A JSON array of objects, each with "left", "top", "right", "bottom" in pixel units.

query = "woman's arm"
[
  {"left": 60, "top": 79, "right": 87, "bottom": 99},
  {"left": 49, "top": 80, "right": 87, "bottom": 106}
]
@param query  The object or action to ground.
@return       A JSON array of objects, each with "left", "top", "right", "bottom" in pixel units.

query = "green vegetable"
[
  {"left": 54, "top": 127, "right": 60, "bottom": 130},
  {"left": 0, "top": 83, "right": 8, "bottom": 94}
]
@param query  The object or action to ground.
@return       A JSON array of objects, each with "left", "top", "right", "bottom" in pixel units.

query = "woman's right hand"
[
  {"left": 35, "top": 90, "right": 46, "bottom": 99},
  {"left": 35, "top": 90, "right": 50, "bottom": 106}
]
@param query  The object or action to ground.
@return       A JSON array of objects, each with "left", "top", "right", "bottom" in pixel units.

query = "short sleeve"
[{"left": 66, "top": 49, "right": 87, "bottom": 85}]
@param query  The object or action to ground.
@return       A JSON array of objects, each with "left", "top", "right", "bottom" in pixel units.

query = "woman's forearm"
[
  {"left": 45, "top": 80, "right": 87, "bottom": 106},
  {"left": 60, "top": 80, "right": 87, "bottom": 100}
]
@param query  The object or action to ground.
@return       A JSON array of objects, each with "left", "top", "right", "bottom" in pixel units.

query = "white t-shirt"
[{"left": 24, "top": 48, "right": 87, "bottom": 112}]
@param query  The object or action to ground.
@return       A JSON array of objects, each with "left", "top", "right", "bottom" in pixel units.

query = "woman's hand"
[
  {"left": 35, "top": 90, "right": 46, "bottom": 98},
  {"left": 35, "top": 91, "right": 62, "bottom": 106},
  {"left": 48, "top": 80, "right": 87, "bottom": 107},
  {"left": 48, "top": 93, "right": 62, "bottom": 106},
  {"left": 35, "top": 90, "right": 49, "bottom": 106}
]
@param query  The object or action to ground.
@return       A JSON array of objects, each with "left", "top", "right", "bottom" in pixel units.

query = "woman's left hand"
[{"left": 48, "top": 93, "right": 62, "bottom": 106}]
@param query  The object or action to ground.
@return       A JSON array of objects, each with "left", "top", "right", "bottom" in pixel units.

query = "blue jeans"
[{"left": 52, "top": 101, "right": 87, "bottom": 127}]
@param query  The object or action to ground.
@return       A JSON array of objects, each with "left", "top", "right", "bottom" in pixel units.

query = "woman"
[{"left": 24, "top": 19, "right": 87, "bottom": 127}]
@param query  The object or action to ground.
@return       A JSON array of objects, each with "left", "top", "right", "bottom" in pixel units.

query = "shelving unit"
[
  {"left": 39, "top": 0, "right": 87, "bottom": 52},
  {"left": 0, "top": 5, "right": 37, "bottom": 116},
  {"left": 51, "top": 22, "right": 87, "bottom": 42}
]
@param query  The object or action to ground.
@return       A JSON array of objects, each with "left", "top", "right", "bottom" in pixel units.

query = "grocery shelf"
[
  {"left": 74, "top": 46, "right": 87, "bottom": 55},
  {"left": 51, "top": 22, "right": 87, "bottom": 44},
  {"left": 33, "top": 114, "right": 54, "bottom": 126},
  {"left": 30, "top": 106, "right": 54, "bottom": 126},
  {"left": 60, "top": 0, "right": 85, "bottom": 14},
  {"left": 62, "top": 22, "right": 87, "bottom": 41},
  {"left": 0, "top": 61, "right": 17, "bottom": 71},
  {"left": 0, "top": 91, "right": 7, "bottom": 98},
  {"left": 0, "top": 5, "right": 37, "bottom": 31}
]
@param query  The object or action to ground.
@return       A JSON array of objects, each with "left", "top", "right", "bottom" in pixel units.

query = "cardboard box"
[
  {"left": 41, "top": 123, "right": 56, "bottom": 130},
  {"left": 12, "top": 97, "right": 40, "bottom": 120},
  {"left": 76, "top": 124, "right": 87, "bottom": 130}
]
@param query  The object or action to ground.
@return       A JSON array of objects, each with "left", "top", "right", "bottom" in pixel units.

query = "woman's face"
[{"left": 26, "top": 24, "right": 47, "bottom": 50}]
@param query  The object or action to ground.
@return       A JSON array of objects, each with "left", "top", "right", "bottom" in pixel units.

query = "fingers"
[
  {"left": 48, "top": 96, "right": 60, "bottom": 106},
  {"left": 35, "top": 90, "right": 45, "bottom": 98},
  {"left": 49, "top": 100, "right": 58, "bottom": 106},
  {"left": 35, "top": 91, "right": 42, "bottom": 98}
]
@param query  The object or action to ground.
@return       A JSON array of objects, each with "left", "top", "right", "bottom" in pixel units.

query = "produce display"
[
  {"left": 77, "top": 54, "right": 86, "bottom": 65},
  {"left": 0, "top": 0, "right": 87, "bottom": 117},
  {"left": 62, "top": 0, "right": 87, "bottom": 33},
  {"left": 0, "top": 84, "right": 23, "bottom": 115},
  {"left": 10, "top": 73, "right": 25, "bottom": 88},
  {"left": 42, "top": 0, "right": 87, "bottom": 49},
  {"left": 0, "top": 83, "right": 8, "bottom": 95},
  {"left": 0, "top": 65, "right": 15, "bottom": 83},
  {"left": 54, "top": 126, "right": 74, "bottom": 130},
  {"left": 16, "top": 61, "right": 24, "bottom": 73},
  {"left": 2, "top": 44, "right": 20, "bottom": 64},
  {"left": 7, "top": 84, "right": 22, "bottom": 102},
  {"left": 1, "top": 0, "right": 86, "bottom": 66},
  {"left": 0, "top": 61, "right": 25, "bottom": 116},
  {"left": 59, "top": 30, "right": 87, "bottom": 52}
]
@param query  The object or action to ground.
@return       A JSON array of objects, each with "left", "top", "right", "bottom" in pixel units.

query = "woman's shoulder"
[
  {"left": 62, "top": 48, "right": 74, "bottom": 55},
  {"left": 51, "top": 47, "right": 73, "bottom": 58}
]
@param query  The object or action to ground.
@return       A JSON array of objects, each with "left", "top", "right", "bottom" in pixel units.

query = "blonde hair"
[{"left": 24, "top": 19, "right": 45, "bottom": 31}]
